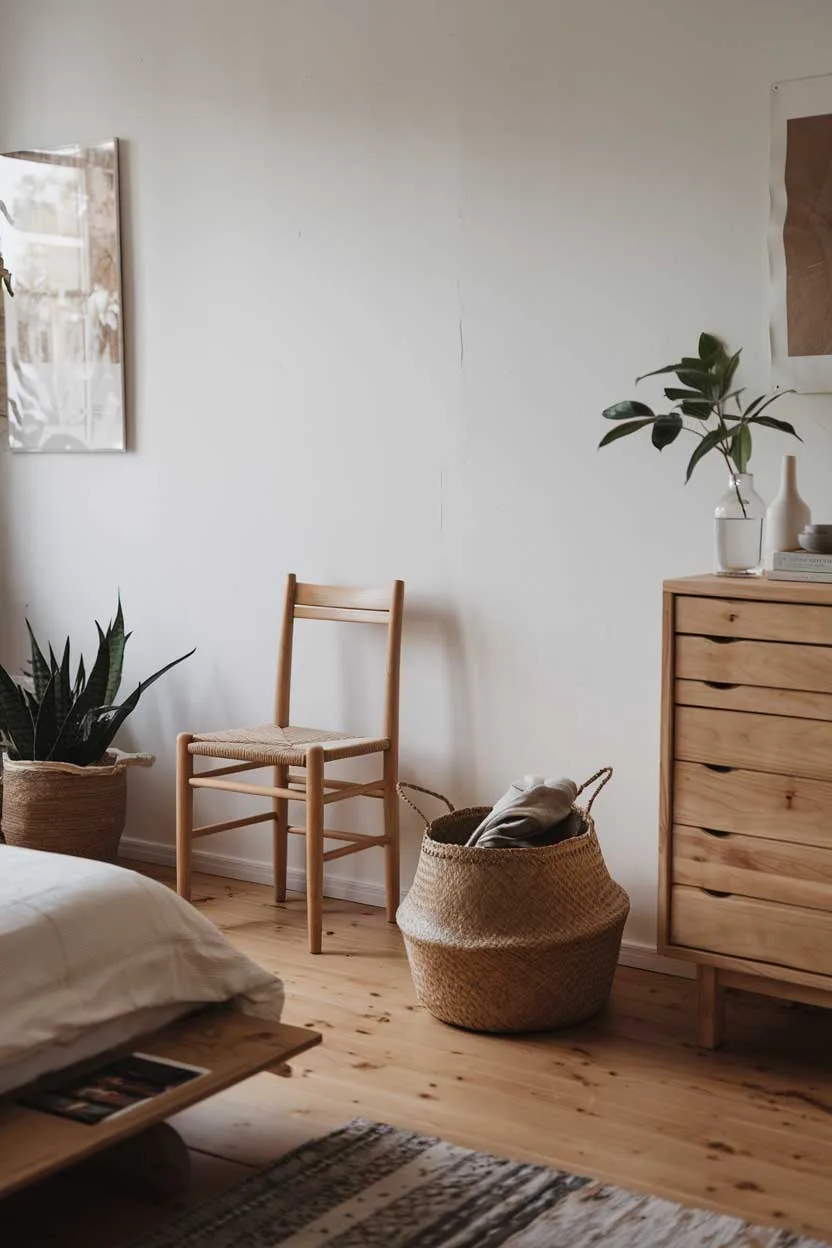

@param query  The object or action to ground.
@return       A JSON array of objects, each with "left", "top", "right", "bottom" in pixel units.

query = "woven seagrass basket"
[
  {"left": 2, "top": 753, "right": 130, "bottom": 861},
  {"left": 396, "top": 767, "right": 629, "bottom": 1033}
]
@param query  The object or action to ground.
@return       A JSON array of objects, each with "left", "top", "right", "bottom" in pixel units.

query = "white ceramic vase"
[{"left": 765, "top": 455, "right": 811, "bottom": 561}]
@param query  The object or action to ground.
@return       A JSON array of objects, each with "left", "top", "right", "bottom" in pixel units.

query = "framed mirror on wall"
[{"left": 0, "top": 138, "right": 125, "bottom": 452}]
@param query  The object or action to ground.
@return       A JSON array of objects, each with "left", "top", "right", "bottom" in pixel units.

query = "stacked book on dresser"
[{"left": 770, "top": 551, "right": 832, "bottom": 582}]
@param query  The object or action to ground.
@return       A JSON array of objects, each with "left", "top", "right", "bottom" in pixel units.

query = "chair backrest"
[{"left": 274, "top": 574, "right": 405, "bottom": 745}]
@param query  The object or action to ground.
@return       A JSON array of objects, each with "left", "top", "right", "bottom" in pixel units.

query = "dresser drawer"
[
  {"left": 675, "top": 634, "right": 832, "bottom": 694},
  {"left": 674, "top": 761, "right": 832, "bottom": 847},
  {"left": 675, "top": 705, "right": 832, "bottom": 781},
  {"left": 675, "top": 679, "right": 832, "bottom": 721},
  {"left": 670, "top": 885, "right": 832, "bottom": 977},
  {"left": 675, "top": 595, "right": 832, "bottom": 645},
  {"left": 672, "top": 825, "right": 832, "bottom": 911}
]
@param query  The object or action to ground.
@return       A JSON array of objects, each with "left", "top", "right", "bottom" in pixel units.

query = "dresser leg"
[{"left": 697, "top": 966, "right": 724, "bottom": 1049}]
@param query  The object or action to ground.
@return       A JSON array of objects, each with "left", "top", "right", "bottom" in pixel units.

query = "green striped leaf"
[
  {"left": 0, "top": 666, "right": 35, "bottom": 757},
  {"left": 26, "top": 622, "right": 50, "bottom": 701},
  {"left": 105, "top": 596, "right": 128, "bottom": 705}
]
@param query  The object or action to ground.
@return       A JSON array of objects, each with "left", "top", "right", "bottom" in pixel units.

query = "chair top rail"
[{"left": 294, "top": 582, "right": 393, "bottom": 613}]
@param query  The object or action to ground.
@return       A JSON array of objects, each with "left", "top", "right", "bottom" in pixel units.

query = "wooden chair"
[{"left": 176, "top": 575, "right": 405, "bottom": 953}]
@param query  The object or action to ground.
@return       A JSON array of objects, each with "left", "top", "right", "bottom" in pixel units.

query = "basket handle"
[
  {"left": 396, "top": 782, "right": 455, "bottom": 828},
  {"left": 575, "top": 766, "right": 613, "bottom": 815}
]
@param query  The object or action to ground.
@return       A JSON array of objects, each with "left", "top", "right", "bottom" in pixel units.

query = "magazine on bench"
[{"left": 18, "top": 1052, "right": 208, "bottom": 1125}]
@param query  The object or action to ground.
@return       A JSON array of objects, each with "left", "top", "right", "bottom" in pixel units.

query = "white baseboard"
[
  {"left": 121, "top": 836, "right": 692, "bottom": 978},
  {"left": 120, "top": 835, "right": 388, "bottom": 907}
]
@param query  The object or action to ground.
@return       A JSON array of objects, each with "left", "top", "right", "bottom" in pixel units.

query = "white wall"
[{"left": 2, "top": 0, "right": 832, "bottom": 948}]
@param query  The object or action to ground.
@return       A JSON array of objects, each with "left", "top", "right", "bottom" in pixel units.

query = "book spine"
[
  {"left": 772, "top": 551, "right": 832, "bottom": 570},
  {"left": 768, "top": 570, "right": 832, "bottom": 583}
]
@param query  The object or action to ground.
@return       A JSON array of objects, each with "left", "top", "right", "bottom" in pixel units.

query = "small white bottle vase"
[{"left": 766, "top": 455, "right": 811, "bottom": 560}]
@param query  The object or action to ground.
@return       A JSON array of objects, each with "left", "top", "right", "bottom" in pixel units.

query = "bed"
[{"left": 0, "top": 847, "right": 320, "bottom": 1197}]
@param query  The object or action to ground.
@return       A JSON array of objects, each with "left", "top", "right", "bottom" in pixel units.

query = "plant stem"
[{"left": 712, "top": 397, "right": 747, "bottom": 518}]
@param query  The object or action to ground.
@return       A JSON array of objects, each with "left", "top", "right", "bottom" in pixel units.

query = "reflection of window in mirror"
[{"left": 0, "top": 140, "right": 125, "bottom": 452}]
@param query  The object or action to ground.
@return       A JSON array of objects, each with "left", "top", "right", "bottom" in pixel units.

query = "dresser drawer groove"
[
  {"left": 672, "top": 825, "right": 832, "bottom": 911},
  {"left": 675, "top": 595, "right": 832, "bottom": 646},
  {"left": 673, "top": 761, "right": 832, "bottom": 847},
  {"left": 675, "top": 679, "right": 832, "bottom": 722},
  {"left": 670, "top": 885, "right": 832, "bottom": 977},
  {"left": 675, "top": 705, "right": 832, "bottom": 782},
  {"left": 675, "top": 634, "right": 832, "bottom": 694}
]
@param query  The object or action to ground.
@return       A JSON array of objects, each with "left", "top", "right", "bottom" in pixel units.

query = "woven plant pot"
[
  {"left": 2, "top": 753, "right": 129, "bottom": 862},
  {"left": 396, "top": 768, "right": 629, "bottom": 1033}
]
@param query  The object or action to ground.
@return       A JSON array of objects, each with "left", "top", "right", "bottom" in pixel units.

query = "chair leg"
[
  {"left": 383, "top": 748, "right": 400, "bottom": 923},
  {"left": 273, "top": 763, "right": 289, "bottom": 903},
  {"left": 305, "top": 746, "right": 325, "bottom": 954},
  {"left": 175, "top": 733, "right": 194, "bottom": 901}
]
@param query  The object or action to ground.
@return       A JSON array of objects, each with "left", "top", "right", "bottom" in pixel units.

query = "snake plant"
[{"left": 0, "top": 599, "right": 193, "bottom": 765}]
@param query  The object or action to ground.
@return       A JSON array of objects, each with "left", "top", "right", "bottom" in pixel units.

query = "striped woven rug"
[{"left": 133, "top": 1119, "right": 827, "bottom": 1247}]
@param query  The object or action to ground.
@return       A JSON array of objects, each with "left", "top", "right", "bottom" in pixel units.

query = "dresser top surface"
[{"left": 664, "top": 573, "right": 832, "bottom": 606}]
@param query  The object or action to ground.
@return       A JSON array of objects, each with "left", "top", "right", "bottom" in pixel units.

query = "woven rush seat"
[{"left": 189, "top": 725, "right": 390, "bottom": 766}]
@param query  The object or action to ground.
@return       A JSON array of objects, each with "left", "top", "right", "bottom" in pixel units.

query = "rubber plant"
[
  {"left": 0, "top": 599, "right": 193, "bottom": 764},
  {"left": 599, "top": 332, "right": 801, "bottom": 515}
]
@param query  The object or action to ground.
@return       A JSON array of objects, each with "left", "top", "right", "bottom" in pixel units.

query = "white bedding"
[
  {"left": 0, "top": 846, "right": 284, "bottom": 1094},
  {"left": 0, "top": 1002, "right": 192, "bottom": 1097}
]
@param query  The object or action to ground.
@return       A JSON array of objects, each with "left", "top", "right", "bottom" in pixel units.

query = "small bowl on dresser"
[{"left": 798, "top": 525, "right": 832, "bottom": 554}]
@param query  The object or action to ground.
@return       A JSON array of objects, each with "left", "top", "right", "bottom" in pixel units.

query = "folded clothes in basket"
[{"left": 465, "top": 776, "right": 581, "bottom": 848}]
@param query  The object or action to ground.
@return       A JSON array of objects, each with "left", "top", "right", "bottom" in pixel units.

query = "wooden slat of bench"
[{"left": 0, "top": 1009, "right": 321, "bottom": 1199}]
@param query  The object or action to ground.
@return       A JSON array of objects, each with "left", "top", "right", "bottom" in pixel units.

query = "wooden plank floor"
[{"left": 5, "top": 863, "right": 832, "bottom": 1246}]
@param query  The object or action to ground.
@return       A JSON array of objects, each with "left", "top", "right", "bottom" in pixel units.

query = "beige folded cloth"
[{"left": 465, "top": 775, "right": 580, "bottom": 848}]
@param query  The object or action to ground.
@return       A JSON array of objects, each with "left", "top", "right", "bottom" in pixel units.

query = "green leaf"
[
  {"left": 748, "top": 414, "right": 802, "bottom": 439},
  {"left": 34, "top": 672, "right": 60, "bottom": 760},
  {"left": 651, "top": 413, "right": 683, "bottom": 450},
  {"left": 74, "top": 653, "right": 86, "bottom": 698},
  {"left": 602, "top": 400, "right": 655, "bottom": 420},
  {"left": 698, "top": 332, "right": 724, "bottom": 362},
  {"left": 25, "top": 622, "right": 50, "bottom": 701},
  {"left": 676, "top": 369, "right": 715, "bottom": 393},
  {"left": 49, "top": 698, "right": 94, "bottom": 763},
  {"left": 598, "top": 418, "right": 655, "bottom": 448},
  {"left": 105, "top": 596, "right": 128, "bottom": 705},
  {"left": 58, "top": 640, "right": 72, "bottom": 718},
  {"left": 731, "top": 424, "right": 752, "bottom": 473},
  {"left": 635, "top": 362, "right": 685, "bottom": 383},
  {"left": 71, "top": 623, "right": 112, "bottom": 722},
  {"left": 743, "top": 392, "right": 794, "bottom": 422},
  {"left": 0, "top": 665, "right": 35, "bottom": 757},
  {"left": 664, "top": 388, "right": 708, "bottom": 402},
  {"left": 719, "top": 350, "right": 741, "bottom": 397},
  {"left": 685, "top": 428, "right": 728, "bottom": 483},
  {"left": 680, "top": 399, "right": 714, "bottom": 420},
  {"left": 48, "top": 639, "right": 73, "bottom": 729}
]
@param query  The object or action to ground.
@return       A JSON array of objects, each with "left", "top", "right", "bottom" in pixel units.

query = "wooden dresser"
[{"left": 659, "top": 574, "right": 832, "bottom": 1047}]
